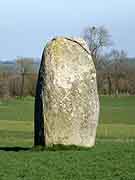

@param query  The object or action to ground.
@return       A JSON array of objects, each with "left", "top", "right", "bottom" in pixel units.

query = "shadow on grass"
[
  {"left": 0, "top": 144, "right": 93, "bottom": 152},
  {"left": 33, "top": 144, "right": 92, "bottom": 152},
  {"left": 0, "top": 147, "right": 31, "bottom": 152}
]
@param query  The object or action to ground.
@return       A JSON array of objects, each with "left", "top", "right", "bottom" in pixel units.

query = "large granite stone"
[{"left": 34, "top": 37, "right": 100, "bottom": 147}]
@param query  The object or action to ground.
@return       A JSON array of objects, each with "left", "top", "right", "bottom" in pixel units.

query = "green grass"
[
  {"left": 0, "top": 95, "right": 135, "bottom": 147},
  {"left": 0, "top": 96, "right": 34, "bottom": 121},
  {"left": 99, "top": 95, "right": 135, "bottom": 124},
  {"left": 0, "top": 120, "right": 33, "bottom": 147},
  {"left": 0, "top": 95, "right": 135, "bottom": 124},
  {"left": 1, "top": 121, "right": 135, "bottom": 147},
  {"left": 0, "top": 96, "right": 135, "bottom": 179},
  {"left": 97, "top": 124, "right": 135, "bottom": 139},
  {"left": 0, "top": 142, "right": 135, "bottom": 180}
]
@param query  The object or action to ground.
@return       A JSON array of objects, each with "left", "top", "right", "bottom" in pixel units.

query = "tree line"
[
  {"left": 0, "top": 26, "right": 135, "bottom": 98},
  {"left": 0, "top": 58, "right": 37, "bottom": 98},
  {"left": 83, "top": 26, "right": 135, "bottom": 95}
]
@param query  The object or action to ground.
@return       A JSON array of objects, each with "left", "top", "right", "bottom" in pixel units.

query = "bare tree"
[
  {"left": 106, "top": 49, "right": 127, "bottom": 95},
  {"left": 96, "top": 53, "right": 113, "bottom": 95},
  {"left": 83, "top": 26, "right": 112, "bottom": 64},
  {"left": 16, "top": 58, "right": 35, "bottom": 97},
  {"left": 0, "top": 72, "right": 10, "bottom": 98}
]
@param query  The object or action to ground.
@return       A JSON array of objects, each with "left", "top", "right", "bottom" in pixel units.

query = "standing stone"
[{"left": 34, "top": 37, "right": 100, "bottom": 147}]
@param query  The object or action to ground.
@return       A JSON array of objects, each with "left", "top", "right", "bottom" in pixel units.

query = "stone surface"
[{"left": 34, "top": 37, "right": 100, "bottom": 147}]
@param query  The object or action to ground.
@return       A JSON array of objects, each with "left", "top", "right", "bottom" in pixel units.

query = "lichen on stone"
[{"left": 35, "top": 37, "right": 100, "bottom": 147}]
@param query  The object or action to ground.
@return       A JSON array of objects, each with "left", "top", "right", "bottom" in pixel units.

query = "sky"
[{"left": 0, "top": 0, "right": 135, "bottom": 60}]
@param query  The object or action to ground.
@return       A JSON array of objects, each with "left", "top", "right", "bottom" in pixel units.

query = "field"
[{"left": 0, "top": 96, "right": 135, "bottom": 179}]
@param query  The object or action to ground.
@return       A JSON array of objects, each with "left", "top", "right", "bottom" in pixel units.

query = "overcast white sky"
[{"left": 0, "top": 0, "right": 135, "bottom": 60}]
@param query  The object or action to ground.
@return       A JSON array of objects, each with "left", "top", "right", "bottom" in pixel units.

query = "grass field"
[
  {"left": 0, "top": 96, "right": 135, "bottom": 179},
  {"left": 0, "top": 96, "right": 34, "bottom": 122},
  {"left": 0, "top": 142, "right": 135, "bottom": 180},
  {"left": 0, "top": 96, "right": 135, "bottom": 146},
  {"left": 1, "top": 95, "right": 135, "bottom": 123},
  {"left": 99, "top": 96, "right": 135, "bottom": 124}
]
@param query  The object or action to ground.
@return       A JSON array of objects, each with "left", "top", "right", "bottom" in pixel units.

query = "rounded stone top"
[{"left": 50, "top": 37, "right": 91, "bottom": 55}]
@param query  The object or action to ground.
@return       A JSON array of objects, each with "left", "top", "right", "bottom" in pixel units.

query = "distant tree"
[
  {"left": 96, "top": 53, "right": 113, "bottom": 95},
  {"left": 106, "top": 49, "right": 127, "bottom": 95},
  {"left": 0, "top": 81, "right": 9, "bottom": 98},
  {"left": 0, "top": 72, "right": 10, "bottom": 98},
  {"left": 16, "top": 58, "right": 35, "bottom": 97},
  {"left": 83, "top": 26, "right": 112, "bottom": 65}
]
